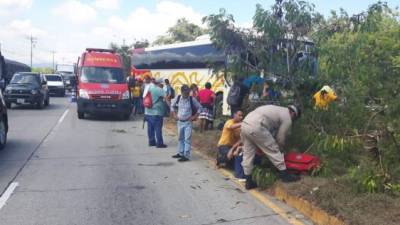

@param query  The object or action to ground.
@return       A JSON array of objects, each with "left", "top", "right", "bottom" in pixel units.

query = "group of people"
[
  {"left": 218, "top": 103, "right": 302, "bottom": 190},
  {"left": 216, "top": 76, "right": 303, "bottom": 189},
  {"left": 133, "top": 75, "right": 217, "bottom": 162},
  {"left": 135, "top": 74, "right": 336, "bottom": 190}
]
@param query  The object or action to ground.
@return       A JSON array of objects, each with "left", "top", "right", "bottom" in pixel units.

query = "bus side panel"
[
  {"left": 150, "top": 69, "right": 224, "bottom": 94},
  {"left": 150, "top": 68, "right": 230, "bottom": 116}
]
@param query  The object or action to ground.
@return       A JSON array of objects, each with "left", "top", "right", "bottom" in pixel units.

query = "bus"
[
  {"left": 2, "top": 58, "right": 31, "bottom": 85},
  {"left": 131, "top": 37, "right": 226, "bottom": 97}
]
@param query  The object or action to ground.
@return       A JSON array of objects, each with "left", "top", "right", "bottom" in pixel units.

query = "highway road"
[{"left": 0, "top": 96, "right": 310, "bottom": 225}]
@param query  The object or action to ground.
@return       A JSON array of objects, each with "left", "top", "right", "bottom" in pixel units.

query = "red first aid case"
[{"left": 284, "top": 152, "right": 321, "bottom": 174}]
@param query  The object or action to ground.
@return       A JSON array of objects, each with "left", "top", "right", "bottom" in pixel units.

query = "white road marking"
[
  {"left": 0, "top": 182, "right": 19, "bottom": 210},
  {"left": 58, "top": 109, "right": 69, "bottom": 125}
]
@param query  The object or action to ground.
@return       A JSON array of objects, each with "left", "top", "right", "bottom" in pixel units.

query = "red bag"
[
  {"left": 143, "top": 91, "right": 153, "bottom": 108},
  {"left": 284, "top": 152, "right": 321, "bottom": 174}
]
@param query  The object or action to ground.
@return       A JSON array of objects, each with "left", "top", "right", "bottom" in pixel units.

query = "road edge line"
[
  {"left": 165, "top": 121, "right": 345, "bottom": 225},
  {"left": 218, "top": 168, "right": 306, "bottom": 225},
  {"left": 58, "top": 109, "right": 69, "bottom": 125},
  {"left": 193, "top": 148, "right": 306, "bottom": 225},
  {"left": 0, "top": 182, "right": 19, "bottom": 210}
]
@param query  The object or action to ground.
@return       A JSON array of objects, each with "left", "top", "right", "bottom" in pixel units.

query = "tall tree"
[
  {"left": 109, "top": 42, "right": 132, "bottom": 76},
  {"left": 153, "top": 18, "right": 206, "bottom": 45},
  {"left": 204, "top": 0, "right": 321, "bottom": 105},
  {"left": 133, "top": 40, "right": 150, "bottom": 49}
]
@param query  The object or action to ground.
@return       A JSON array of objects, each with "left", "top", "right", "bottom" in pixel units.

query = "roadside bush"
[{"left": 287, "top": 4, "right": 400, "bottom": 194}]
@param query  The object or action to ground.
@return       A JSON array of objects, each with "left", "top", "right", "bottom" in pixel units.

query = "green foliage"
[
  {"left": 294, "top": 2, "right": 400, "bottom": 193},
  {"left": 205, "top": 1, "right": 400, "bottom": 194},
  {"left": 252, "top": 166, "right": 277, "bottom": 189},
  {"left": 109, "top": 42, "right": 132, "bottom": 76},
  {"left": 32, "top": 67, "right": 54, "bottom": 74},
  {"left": 204, "top": 0, "right": 321, "bottom": 105},
  {"left": 153, "top": 18, "right": 206, "bottom": 45},
  {"left": 133, "top": 40, "right": 150, "bottom": 49}
]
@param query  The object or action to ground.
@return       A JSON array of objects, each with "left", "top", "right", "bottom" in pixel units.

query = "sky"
[{"left": 0, "top": 0, "right": 398, "bottom": 66}]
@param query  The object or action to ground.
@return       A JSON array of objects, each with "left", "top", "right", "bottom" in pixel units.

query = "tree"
[
  {"left": 133, "top": 40, "right": 150, "bottom": 49},
  {"left": 32, "top": 67, "right": 53, "bottom": 74},
  {"left": 205, "top": 0, "right": 400, "bottom": 194},
  {"left": 204, "top": 0, "right": 321, "bottom": 105},
  {"left": 109, "top": 42, "right": 132, "bottom": 76},
  {"left": 153, "top": 18, "right": 206, "bottom": 45}
]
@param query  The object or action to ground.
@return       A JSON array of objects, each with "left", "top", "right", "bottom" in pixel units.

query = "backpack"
[
  {"left": 143, "top": 91, "right": 153, "bottom": 108},
  {"left": 284, "top": 152, "right": 321, "bottom": 174},
  {"left": 227, "top": 84, "right": 241, "bottom": 106},
  {"left": 175, "top": 95, "right": 197, "bottom": 116}
]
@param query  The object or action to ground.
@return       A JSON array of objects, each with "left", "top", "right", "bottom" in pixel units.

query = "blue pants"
[
  {"left": 177, "top": 121, "right": 192, "bottom": 158},
  {"left": 146, "top": 115, "right": 164, "bottom": 146}
]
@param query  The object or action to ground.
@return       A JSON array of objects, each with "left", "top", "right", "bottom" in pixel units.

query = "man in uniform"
[{"left": 241, "top": 105, "right": 301, "bottom": 189}]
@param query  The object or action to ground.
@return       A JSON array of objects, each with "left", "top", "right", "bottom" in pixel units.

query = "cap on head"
[{"left": 288, "top": 105, "right": 301, "bottom": 119}]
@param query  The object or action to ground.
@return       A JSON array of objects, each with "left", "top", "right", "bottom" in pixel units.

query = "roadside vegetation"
[
  {"left": 203, "top": 1, "right": 400, "bottom": 224},
  {"left": 204, "top": 0, "right": 400, "bottom": 195},
  {"left": 116, "top": 1, "right": 400, "bottom": 222}
]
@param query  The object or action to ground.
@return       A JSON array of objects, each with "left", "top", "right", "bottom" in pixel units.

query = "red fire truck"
[{"left": 76, "top": 48, "right": 132, "bottom": 119}]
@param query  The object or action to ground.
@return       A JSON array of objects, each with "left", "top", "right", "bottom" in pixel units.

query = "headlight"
[
  {"left": 31, "top": 90, "right": 39, "bottom": 95},
  {"left": 79, "top": 89, "right": 90, "bottom": 99},
  {"left": 121, "top": 90, "right": 130, "bottom": 100},
  {"left": 5, "top": 88, "right": 11, "bottom": 94}
]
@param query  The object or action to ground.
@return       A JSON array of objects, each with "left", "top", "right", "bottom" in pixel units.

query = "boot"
[
  {"left": 245, "top": 175, "right": 257, "bottom": 190},
  {"left": 279, "top": 170, "right": 300, "bottom": 183}
]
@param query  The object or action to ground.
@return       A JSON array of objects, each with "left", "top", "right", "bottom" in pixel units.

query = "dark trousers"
[
  {"left": 146, "top": 115, "right": 164, "bottom": 146},
  {"left": 132, "top": 97, "right": 141, "bottom": 115}
]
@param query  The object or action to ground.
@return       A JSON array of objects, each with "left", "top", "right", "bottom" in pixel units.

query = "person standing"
[
  {"left": 163, "top": 79, "right": 174, "bottom": 116},
  {"left": 144, "top": 78, "right": 167, "bottom": 148},
  {"left": 130, "top": 81, "right": 142, "bottom": 115},
  {"left": 170, "top": 85, "right": 202, "bottom": 162},
  {"left": 198, "top": 82, "right": 215, "bottom": 132},
  {"left": 190, "top": 83, "right": 199, "bottom": 100},
  {"left": 227, "top": 77, "right": 249, "bottom": 117},
  {"left": 241, "top": 105, "right": 301, "bottom": 189}
]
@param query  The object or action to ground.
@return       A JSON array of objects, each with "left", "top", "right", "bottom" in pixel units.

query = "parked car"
[
  {"left": 45, "top": 74, "right": 65, "bottom": 96},
  {"left": 0, "top": 54, "right": 9, "bottom": 150},
  {"left": 4, "top": 72, "right": 50, "bottom": 109},
  {"left": 0, "top": 92, "right": 8, "bottom": 150},
  {"left": 58, "top": 71, "right": 75, "bottom": 91}
]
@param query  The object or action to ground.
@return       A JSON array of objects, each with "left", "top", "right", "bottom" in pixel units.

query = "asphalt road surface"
[{"left": 0, "top": 96, "right": 310, "bottom": 225}]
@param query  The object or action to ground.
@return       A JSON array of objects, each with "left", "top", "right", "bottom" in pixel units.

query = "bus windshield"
[{"left": 80, "top": 67, "right": 124, "bottom": 84}]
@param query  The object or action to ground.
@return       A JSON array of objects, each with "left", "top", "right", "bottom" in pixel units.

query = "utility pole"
[
  {"left": 27, "top": 35, "right": 37, "bottom": 68},
  {"left": 51, "top": 51, "right": 56, "bottom": 73}
]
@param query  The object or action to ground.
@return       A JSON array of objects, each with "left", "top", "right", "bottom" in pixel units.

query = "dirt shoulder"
[{"left": 165, "top": 118, "right": 400, "bottom": 225}]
